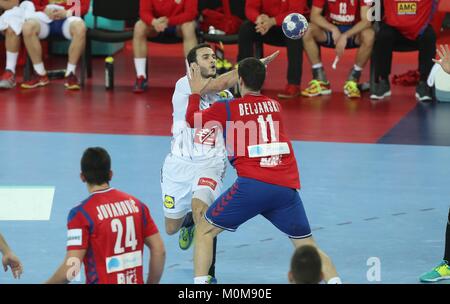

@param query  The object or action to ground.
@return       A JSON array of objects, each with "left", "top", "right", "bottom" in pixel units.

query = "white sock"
[
  {"left": 327, "top": 277, "right": 342, "bottom": 284},
  {"left": 194, "top": 276, "right": 210, "bottom": 284},
  {"left": 6, "top": 51, "right": 19, "bottom": 74},
  {"left": 353, "top": 64, "right": 363, "bottom": 72},
  {"left": 312, "top": 63, "right": 323, "bottom": 69},
  {"left": 65, "top": 63, "right": 77, "bottom": 77},
  {"left": 134, "top": 58, "right": 147, "bottom": 78},
  {"left": 33, "top": 63, "right": 46, "bottom": 76}
]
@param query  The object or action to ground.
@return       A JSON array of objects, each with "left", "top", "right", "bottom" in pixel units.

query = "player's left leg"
[
  {"left": 193, "top": 217, "right": 223, "bottom": 283},
  {"left": 192, "top": 193, "right": 217, "bottom": 278},
  {"left": 191, "top": 159, "right": 226, "bottom": 277},
  {"left": 420, "top": 207, "right": 450, "bottom": 282},
  {"left": 64, "top": 17, "right": 87, "bottom": 90},
  {"left": 0, "top": 27, "right": 20, "bottom": 89},
  {"left": 344, "top": 27, "right": 375, "bottom": 98},
  {"left": 177, "top": 21, "right": 198, "bottom": 57},
  {"left": 416, "top": 25, "right": 436, "bottom": 102}
]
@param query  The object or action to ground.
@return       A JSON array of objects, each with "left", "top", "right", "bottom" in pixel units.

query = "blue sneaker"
[
  {"left": 178, "top": 225, "right": 195, "bottom": 250},
  {"left": 419, "top": 260, "right": 450, "bottom": 282},
  {"left": 207, "top": 275, "right": 217, "bottom": 284}
]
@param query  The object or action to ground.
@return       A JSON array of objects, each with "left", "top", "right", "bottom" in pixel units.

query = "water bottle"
[{"left": 105, "top": 56, "right": 114, "bottom": 90}]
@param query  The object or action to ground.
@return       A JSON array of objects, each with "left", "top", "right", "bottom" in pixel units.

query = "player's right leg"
[
  {"left": 301, "top": 23, "right": 331, "bottom": 97},
  {"left": 161, "top": 154, "right": 196, "bottom": 249},
  {"left": 0, "top": 27, "right": 20, "bottom": 89},
  {"left": 344, "top": 27, "right": 375, "bottom": 98},
  {"left": 419, "top": 208, "right": 450, "bottom": 282},
  {"left": 132, "top": 19, "right": 157, "bottom": 93},
  {"left": 21, "top": 19, "right": 49, "bottom": 89}
]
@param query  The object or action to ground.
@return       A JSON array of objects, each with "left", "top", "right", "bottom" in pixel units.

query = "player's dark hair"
[
  {"left": 290, "top": 245, "right": 322, "bottom": 284},
  {"left": 187, "top": 43, "right": 213, "bottom": 65},
  {"left": 81, "top": 147, "right": 111, "bottom": 185},
  {"left": 238, "top": 58, "right": 266, "bottom": 91}
]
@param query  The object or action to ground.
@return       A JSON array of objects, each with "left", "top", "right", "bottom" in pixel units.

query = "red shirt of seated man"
[
  {"left": 245, "top": 0, "right": 308, "bottom": 26},
  {"left": 32, "top": 0, "right": 91, "bottom": 16},
  {"left": 383, "top": 0, "right": 438, "bottom": 40},
  {"left": 140, "top": 0, "right": 198, "bottom": 27}
]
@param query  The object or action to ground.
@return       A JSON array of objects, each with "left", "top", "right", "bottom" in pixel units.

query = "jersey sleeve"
[
  {"left": 141, "top": 203, "right": 159, "bottom": 238},
  {"left": 186, "top": 94, "right": 228, "bottom": 129},
  {"left": 245, "top": 0, "right": 262, "bottom": 24},
  {"left": 140, "top": 0, "right": 155, "bottom": 26},
  {"left": 312, "top": 0, "right": 325, "bottom": 9},
  {"left": 167, "top": 0, "right": 198, "bottom": 26},
  {"left": 31, "top": 0, "right": 47, "bottom": 12},
  {"left": 66, "top": 207, "right": 90, "bottom": 251}
]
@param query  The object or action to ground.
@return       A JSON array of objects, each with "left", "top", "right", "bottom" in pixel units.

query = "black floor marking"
[
  {"left": 260, "top": 238, "right": 273, "bottom": 242},
  {"left": 420, "top": 208, "right": 435, "bottom": 212},
  {"left": 337, "top": 221, "right": 352, "bottom": 226},
  {"left": 364, "top": 217, "right": 379, "bottom": 221},
  {"left": 392, "top": 212, "right": 407, "bottom": 216},
  {"left": 235, "top": 244, "right": 250, "bottom": 248}
]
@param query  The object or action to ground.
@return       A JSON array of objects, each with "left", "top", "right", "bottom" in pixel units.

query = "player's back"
[
  {"left": 226, "top": 93, "right": 301, "bottom": 189},
  {"left": 67, "top": 188, "right": 158, "bottom": 284}
]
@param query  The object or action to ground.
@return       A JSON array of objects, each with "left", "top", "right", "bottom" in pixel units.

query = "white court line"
[{"left": 0, "top": 186, "right": 55, "bottom": 220}]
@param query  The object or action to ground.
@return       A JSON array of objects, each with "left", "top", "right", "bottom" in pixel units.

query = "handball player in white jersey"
[{"left": 161, "top": 43, "right": 279, "bottom": 281}]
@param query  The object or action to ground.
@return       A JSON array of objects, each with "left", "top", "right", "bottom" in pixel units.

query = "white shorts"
[
  {"left": 36, "top": 16, "right": 82, "bottom": 40},
  {"left": 161, "top": 154, "right": 226, "bottom": 219}
]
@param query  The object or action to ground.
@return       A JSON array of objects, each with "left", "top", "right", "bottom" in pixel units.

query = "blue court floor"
[{"left": 0, "top": 131, "right": 448, "bottom": 284}]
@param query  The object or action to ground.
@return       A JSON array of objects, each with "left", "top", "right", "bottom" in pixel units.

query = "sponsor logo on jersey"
[
  {"left": 198, "top": 178, "right": 217, "bottom": 190},
  {"left": 164, "top": 195, "right": 175, "bottom": 209},
  {"left": 397, "top": 2, "right": 417, "bottom": 15},
  {"left": 106, "top": 251, "right": 142, "bottom": 274},
  {"left": 194, "top": 127, "right": 217, "bottom": 146},
  {"left": 67, "top": 229, "right": 82, "bottom": 246},
  {"left": 330, "top": 13, "right": 356, "bottom": 23}
]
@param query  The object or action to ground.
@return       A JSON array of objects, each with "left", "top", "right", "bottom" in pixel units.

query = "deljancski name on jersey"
[{"left": 247, "top": 142, "right": 290, "bottom": 158}]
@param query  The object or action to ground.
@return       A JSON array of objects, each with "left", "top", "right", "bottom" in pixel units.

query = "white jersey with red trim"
[{"left": 170, "top": 76, "right": 232, "bottom": 162}]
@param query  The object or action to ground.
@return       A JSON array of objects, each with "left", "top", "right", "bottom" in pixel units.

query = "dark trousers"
[
  {"left": 374, "top": 23, "right": 436, "bottom": 82},
  {"left": 237, "top": 20, "right": 303, "bottom": 85}
]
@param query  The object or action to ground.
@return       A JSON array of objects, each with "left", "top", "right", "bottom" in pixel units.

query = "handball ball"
[{"left": 282, "top": 13, "right": 308, "bottom": 40}]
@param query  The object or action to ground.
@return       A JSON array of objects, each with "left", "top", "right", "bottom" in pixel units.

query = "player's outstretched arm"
[
  {"left": 0, "top": 233, "right": 23, "bottom": 279},
  {"left": 200, "top": 50, "right": 280, "bottom": 95},
  {"left": 144, "top": 233, "right": 166, "bottom": 284},
  {"left": 45, "top": 249, "right": 86, "bottom": 284},
  {"left": 433, "top": 44, "right": 450, "bottom": 74}
]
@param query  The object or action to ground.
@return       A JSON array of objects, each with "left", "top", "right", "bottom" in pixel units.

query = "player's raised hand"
[
  {"left": 2, "top": 251, "right": 23, "bottom": 279},
  {"left": 188, "top": 63, "right": 212, "bottom": 94},
  {"left": 433, "top": 44, "right": 450, "bottom": 74},
  {"left": 260, "top": 50, "right": 280, "bottom": 66}
]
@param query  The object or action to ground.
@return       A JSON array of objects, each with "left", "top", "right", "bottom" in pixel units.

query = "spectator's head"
[
  {"left": 289, "top": 245, "right": 323, "bottom": 284},
  {"left": 237, "top": 57, "right": 266, "bottom": 94},
  {"left": 80, "top": 147, "right": 112, "bottom": 186},
  {"left": 187, "top": 43, "right": 217, "bottom": 78}
]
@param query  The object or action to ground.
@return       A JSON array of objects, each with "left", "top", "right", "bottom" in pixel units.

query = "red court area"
[{"left": 0, "top": 40, "right": 442, "bottom": 143}]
